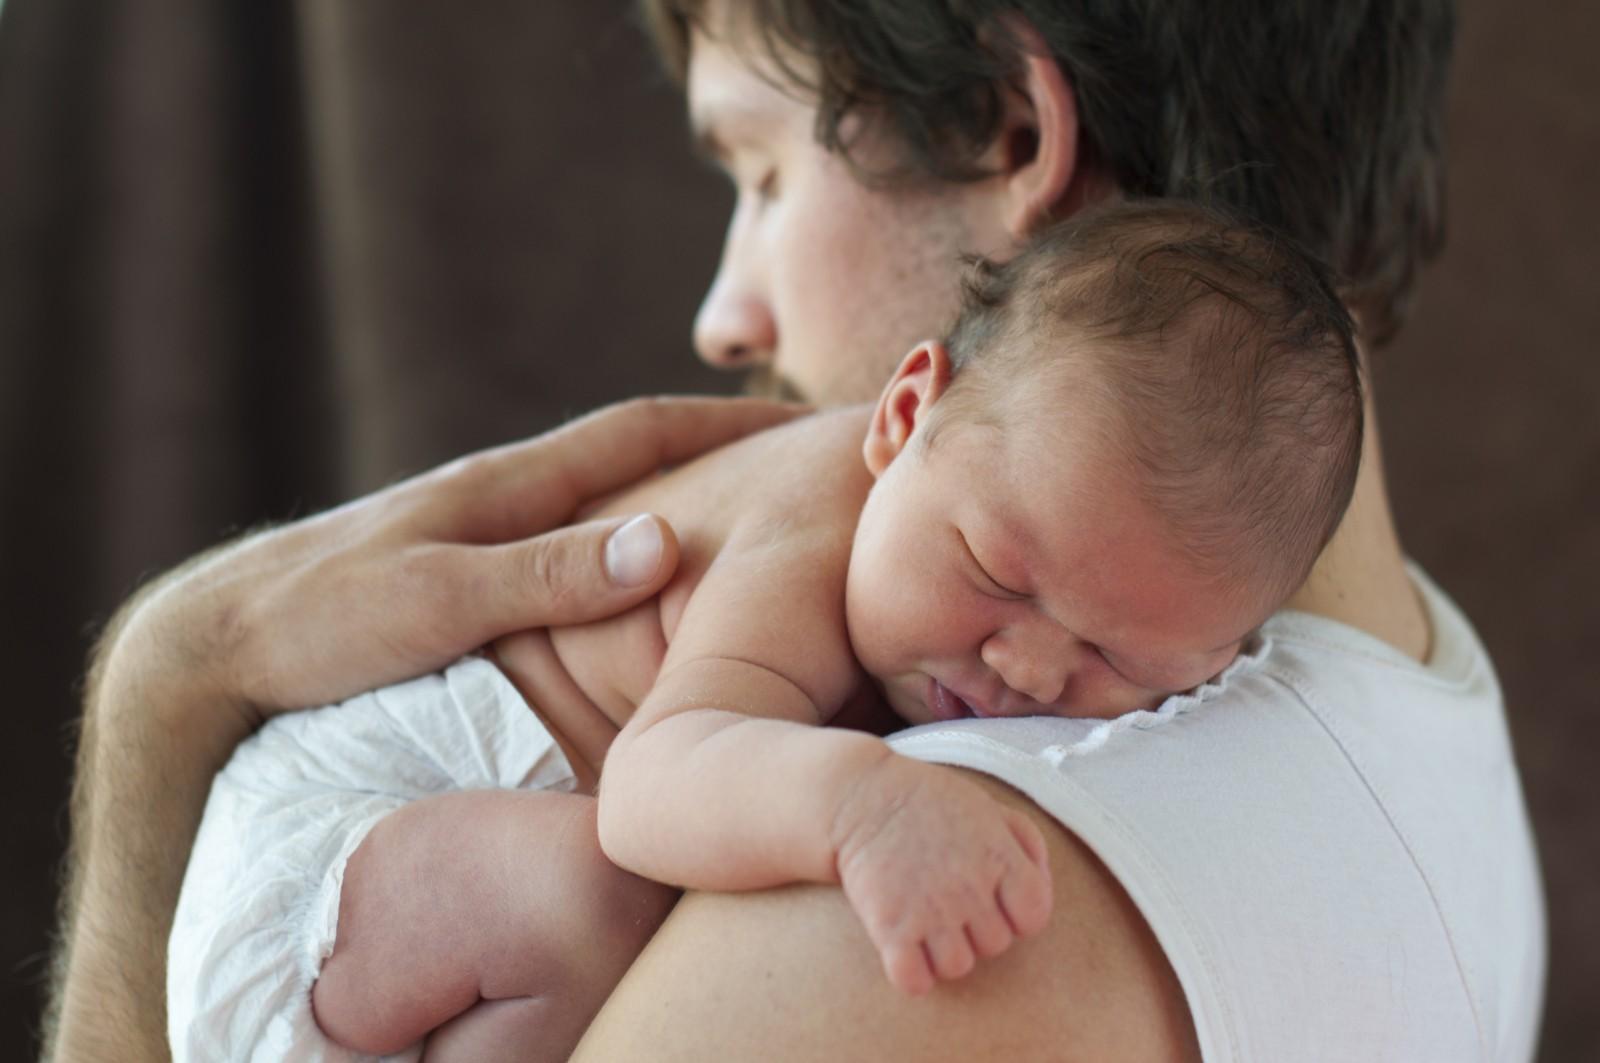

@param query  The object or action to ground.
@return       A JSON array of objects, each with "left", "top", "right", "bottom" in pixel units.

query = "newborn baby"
[{"left": 169, "top": 200, "right": 1363, "bottom": 1062}]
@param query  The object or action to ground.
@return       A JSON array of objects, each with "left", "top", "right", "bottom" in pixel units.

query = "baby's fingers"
[
  {"left": 882, "top": 939, "right": 936, "bottom": 997},
  {"left": 965, "top": 906, "right": 1017, "bottom": 960},
  {"left": 998, "top": 812, "right": 1054, "bottom": 937},
  {"left": 924, "top": 927, "right": 976, "bottom": 982}
]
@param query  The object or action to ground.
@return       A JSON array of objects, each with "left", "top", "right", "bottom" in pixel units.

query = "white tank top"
[{"left": 889, "top": 563, "right": 1546, "bottom": 1062}]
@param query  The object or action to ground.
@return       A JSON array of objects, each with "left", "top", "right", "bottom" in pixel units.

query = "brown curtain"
[{"left": 2, "top": 1, "right": 1595, "bottom": 1058}]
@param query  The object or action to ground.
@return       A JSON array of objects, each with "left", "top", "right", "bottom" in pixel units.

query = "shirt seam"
[
  {"left": 1261, "top": 662, "right": 1492, "bottom": 1060},
  {"left": 1263, "top": 628, "right": 1482, "bottom": 694},
  {"left": 889, "top": 730, "right": 1244, "bottom": 1062}
]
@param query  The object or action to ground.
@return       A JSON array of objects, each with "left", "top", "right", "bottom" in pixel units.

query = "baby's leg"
[{"left": 310, "top": 789, "right": 677, "bottom": 1063}]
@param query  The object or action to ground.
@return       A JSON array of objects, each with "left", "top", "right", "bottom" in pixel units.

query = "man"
[{"left": 47, "top": 1, "right": 1544, "bottom": 1060}]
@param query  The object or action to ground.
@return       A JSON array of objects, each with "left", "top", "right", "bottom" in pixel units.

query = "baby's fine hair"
[{"left": 943, "top": 199, "right": 1364, "bottom": 606}]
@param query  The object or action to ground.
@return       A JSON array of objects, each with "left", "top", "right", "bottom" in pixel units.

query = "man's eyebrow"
[{"left": 689, "top": 94, "right": 776, "bottom": 166}]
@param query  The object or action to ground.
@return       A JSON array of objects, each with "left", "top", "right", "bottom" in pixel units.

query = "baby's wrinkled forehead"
[
  {"left": 924, "top": 345, "right": 1121, "bottom": 479},
  {"left": 922, "top": 401, "right": 1282, "bottom": 625},
  {"left": 936, "top": 203, "right": 1363, "bottom": 619}
]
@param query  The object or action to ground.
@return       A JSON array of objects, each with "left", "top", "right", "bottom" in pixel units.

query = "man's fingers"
[
  {"left": 442, "top": 397, "right": 807, "bottom": 543},
  {"left": 468, "top": 514, "right": 680, "bottom": 632},
  {"left": 602, "top": 513, "right": 674, "bottom": 588}
]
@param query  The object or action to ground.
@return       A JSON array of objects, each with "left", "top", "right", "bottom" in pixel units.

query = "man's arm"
[
  {"left": 574, "top": 769, "right": 1202, "bottom": 1063},
  {"left": 43, "top": 396, "right": 802, "bottom": 1063},
  {"left": 600, "top": 659, "right": 1053, "bottom": 995},
  {"left": 46, "top": 565, "right": 256, "bottom": 1063}
]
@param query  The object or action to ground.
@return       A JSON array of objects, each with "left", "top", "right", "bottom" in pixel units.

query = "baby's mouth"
[{"left": 926, "top": 678, "right": 977, "bottom": 721}]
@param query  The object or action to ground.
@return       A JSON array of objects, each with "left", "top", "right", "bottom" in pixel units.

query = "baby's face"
[{"left": 846, "top": 404, "right": 1262, "bottom": 726}]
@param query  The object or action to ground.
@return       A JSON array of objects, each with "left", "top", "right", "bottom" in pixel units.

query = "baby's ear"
[{"left": 863, "top": 342, "right": 952, "bottom": 476}]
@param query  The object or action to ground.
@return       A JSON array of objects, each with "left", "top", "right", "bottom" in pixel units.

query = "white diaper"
[{"left": 167, "top": 655, "right": 577, "bottom": 1063}]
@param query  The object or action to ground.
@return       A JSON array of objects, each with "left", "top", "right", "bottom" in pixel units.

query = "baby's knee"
[
  {"left": 452, "top": 792, "right": 675, "bottom": 1001},
  {"left": 314, "top": 790, "right": 676, "bottom": 1051},
  {"left": 547, "top": 800, "right": 679, "bottom": 965}
]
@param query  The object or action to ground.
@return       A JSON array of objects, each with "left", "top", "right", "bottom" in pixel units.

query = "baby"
[{"left": 168, "top": 200, "right": 1363, "bottom": 1061}]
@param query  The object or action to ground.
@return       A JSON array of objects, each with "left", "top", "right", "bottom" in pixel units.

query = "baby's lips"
[{"left": 925, "top": 678, "right": 975, "bottom": 721}]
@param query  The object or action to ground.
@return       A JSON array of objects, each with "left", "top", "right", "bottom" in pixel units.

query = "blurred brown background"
[{"left": 1, "top": 1, "right": 1594, "bottom": 1059}]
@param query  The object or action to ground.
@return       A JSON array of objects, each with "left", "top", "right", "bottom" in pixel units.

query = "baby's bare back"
[{"left": 494, "top": 405, "right": 875, "bottom": 783}]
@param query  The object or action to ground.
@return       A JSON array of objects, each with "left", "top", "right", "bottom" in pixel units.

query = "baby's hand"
[{"left": 832, "top": 758, "right": 1053, "bottom": 995}]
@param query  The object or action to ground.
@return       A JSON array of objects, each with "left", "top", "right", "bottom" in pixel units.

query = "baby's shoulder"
[
  {"left": 612, "top": 406, "right": 871, "bottom": 639},
  {"left": 725, "top": 406, "right": 873, "bottom": 541},
  {"left": 752, "top": 405, "right": 871, "bottom": 495}
]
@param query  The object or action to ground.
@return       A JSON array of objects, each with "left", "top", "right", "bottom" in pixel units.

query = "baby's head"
[{"left": 846, "top": 200, "right": 1363, "bottom": 724}]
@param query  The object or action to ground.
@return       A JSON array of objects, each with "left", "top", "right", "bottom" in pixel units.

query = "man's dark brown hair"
[{"left": 639, "top": 0, "right": 1455, "bottom": 346}]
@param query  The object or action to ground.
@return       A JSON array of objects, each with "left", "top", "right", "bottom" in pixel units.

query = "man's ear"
[
  {"left": 863, "top": 341, "right": 953, "bottom": 476},
  {"left": 983, "top": 14, "right": 1099, "bottom": 238}
]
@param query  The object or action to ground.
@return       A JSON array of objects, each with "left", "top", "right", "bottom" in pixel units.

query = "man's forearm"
[
  {"left": 40, "top": 396, "right": 799, "bottom": 1061},
  {"left": 45, "top": 561, "right": 258, "bottom": 1063}
]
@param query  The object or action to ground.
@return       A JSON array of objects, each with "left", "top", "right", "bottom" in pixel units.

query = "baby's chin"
[{"left": 870, "top": 674, "right": 937, "bottom": 727}]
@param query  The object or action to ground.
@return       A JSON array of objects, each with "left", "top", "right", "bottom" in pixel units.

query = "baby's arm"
[{"left": 598, "top": 524, "right": 1053, "bottom": 995}]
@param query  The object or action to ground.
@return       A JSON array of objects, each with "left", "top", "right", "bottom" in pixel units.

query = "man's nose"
[
  {"left": 693, "top": 255, "right": 776, "bottom": 370},
  {"left": 980, "top": 623, "right": 1074, "bottom": 706}
]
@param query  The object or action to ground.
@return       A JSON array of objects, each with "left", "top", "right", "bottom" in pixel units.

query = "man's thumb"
[
  {"left": 476, "top": 513, "right": 678, "bottom": 633},
  {"left": 603, "top": 513, "right": 671, "bottom": 588}
]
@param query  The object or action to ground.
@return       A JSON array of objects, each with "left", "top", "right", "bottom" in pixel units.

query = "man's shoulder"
[
  {"left": 889, "top": 594, "right": 1532, "bottom": 1060},
  {"left": 574, "top": 762, "right": 1202, "bottom": 1062},
  {"left": 959, "top": 768, "right": 1204, "bottom": 1060}
]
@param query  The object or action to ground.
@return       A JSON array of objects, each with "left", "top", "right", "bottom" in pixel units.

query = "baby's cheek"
[
  {"left": 1069, "top": 665, "right": 1169, "bottom": 719},
  {"left": 1120, "top": 686, "right": 1173, "bottom": 715},
  {"left": 843, "top": 574, "right": 897, "bottom": 669},
  {"left": 883, "top": 678, "right": 934, "bottom": 726}
]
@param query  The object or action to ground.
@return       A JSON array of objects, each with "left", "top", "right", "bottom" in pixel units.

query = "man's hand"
[
  {"left": 45, "top": 395, "right": 801, "bottom": 1063},
  {"left": 157, "top": 395, "right": 807, "bottom": 722},
  {"left": 832, "top": 756, "right": 1054, "bottom": 996}
]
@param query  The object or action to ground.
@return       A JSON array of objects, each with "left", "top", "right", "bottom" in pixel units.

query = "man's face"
[
  {"left": 845, "top": 404, "right": 1255, "bottom": 724},
  {"left": 686, "top": 27, "right": 1009, "bottom": 404}
]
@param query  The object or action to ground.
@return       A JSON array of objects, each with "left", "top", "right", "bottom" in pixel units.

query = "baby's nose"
[
  {"left": 1008, "top": 664, "right": 1070, "bottom": 706},
  {"left": 981, "top": 630, "right": 1071, "bottom": 706}
]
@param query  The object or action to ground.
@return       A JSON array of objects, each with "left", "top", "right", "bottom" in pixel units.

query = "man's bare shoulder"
[{"left": 574, "top": 768, "right": 1201, "bottom": 1062}]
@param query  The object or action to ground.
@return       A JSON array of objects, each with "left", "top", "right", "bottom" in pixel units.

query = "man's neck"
[{"left": 1284, "top": 389, "right": 1431, "bottom": 663}]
